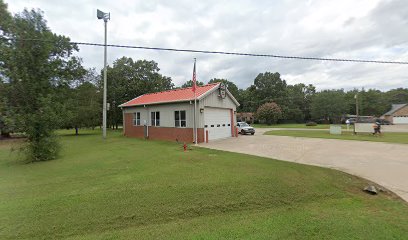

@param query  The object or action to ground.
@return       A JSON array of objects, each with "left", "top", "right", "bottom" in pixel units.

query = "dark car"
[
  {"left": 345, "top": 118, "right": 357, "bottom": 124},
  {"left": 376, "top": 119, "right": 392, "bottom": 125}
]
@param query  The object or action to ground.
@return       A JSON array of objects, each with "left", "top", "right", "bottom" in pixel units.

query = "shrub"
[
  {"left": 256, "top": 102, "right": 283, "bottom": 125},
  {"left": 305, "top": 121, "right": 317, "bottom": 126},
  {"left": 24, "top": 134, "right": 60, "bottom": 162}
]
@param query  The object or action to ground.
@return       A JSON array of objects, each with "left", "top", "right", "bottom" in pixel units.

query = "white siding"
[
  {"left": 394, "top": 116, "right": 408, "bottom": 124},
  {"left": 198, "top": 90, "right": 237, "bottom": 128},
  {"left": 123, "top": 102, "right": 194, "bottom": 128},
  {"left": 122, "top": 87, "right": 238, "bottom": 130}
]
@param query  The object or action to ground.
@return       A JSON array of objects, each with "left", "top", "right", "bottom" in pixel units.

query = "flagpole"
[{"left": 193, "top": 58, "right": 198, "bottom": 145}]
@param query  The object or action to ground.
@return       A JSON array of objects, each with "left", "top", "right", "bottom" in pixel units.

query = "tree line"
[
  {"left": 1, "top": 2, "right": 407, "bottom": 161},
  {"left": 236, "top": 73, "right": 408, "bottom": 124}
]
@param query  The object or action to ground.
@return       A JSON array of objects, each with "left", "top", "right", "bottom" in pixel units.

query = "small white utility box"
[{"left": 329, "top": 125, "right": 342, "bottom": 135}]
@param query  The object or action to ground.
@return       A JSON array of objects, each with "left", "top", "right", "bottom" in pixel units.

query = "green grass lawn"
[
  {"left": 265, "top": 130, "right": 408, "bottom": 144},
  {"left": 252, "top": 123, "right": 348, "bottom": 129},
  {"left": 1, "top": 130, "right": 408, "bottom": 239}
]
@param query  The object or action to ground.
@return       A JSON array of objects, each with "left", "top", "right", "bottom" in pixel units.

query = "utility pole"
[
  {"left": 354, "top": 93, "right": 358, "bottom": 134},
  {"left": 97, "top": 9, "right": 110, "bottom": 139},
  {"left": 355, "top": 93, "right": 359, "bottom": 121}
]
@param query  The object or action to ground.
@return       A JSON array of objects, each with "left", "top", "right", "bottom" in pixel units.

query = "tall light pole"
[
  {"left": 97, "top": 9, "right": 110, "bottom": 139},
  {"left": 355, "top": 93, "right": 359, "bottom": 121},
  {"left": 354, "top": 93, "right": 358, "bottom": 134}
]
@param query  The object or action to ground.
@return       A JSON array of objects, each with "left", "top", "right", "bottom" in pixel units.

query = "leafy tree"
[
  {"left": 285, "top": 83, "right": 316, "bottom": 122},
  {"left": 0, "top": 1, "right": 13, "bottom": 137},
  {"left": 208, "top": 78, "right": 239, "bottom": 98},
  {"left": 253, "top": 72, "right": 288, "bottom": 105},
  {"left": 0, "top": 82, "right": 16, "bottom": 137},
  {"left": 385, "top": 88, "right": 408, "bottom": 104},
  {"left": 238, "top": 85, "right": 258, "bottom": 112},
  {"left": 0, "top": 6, "right": 85, "bottom": 161},
  {"left": 256, "top": 102, "right": 283, "bottom": 125},
  {"left": 105, "top": 57, "right": 174, "bottom": 129},
  {"left": 354, "top": 89, "right": 388, "bottom": 117},
  {"left": 65, "top": 82, "right": 101, "bottom": 135},
  {"left": 311, "top": 90, "right": 347, "bottom": 123},
  {"left": 181, "top": 79, "right": 204, "bottom": 88}
]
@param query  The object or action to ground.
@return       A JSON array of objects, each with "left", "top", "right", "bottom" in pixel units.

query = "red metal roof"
[{"left": 120, "top": 83, "right": 220, "bottom": 107}]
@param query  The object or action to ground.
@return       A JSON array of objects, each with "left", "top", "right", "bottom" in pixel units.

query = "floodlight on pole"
[{"left": 97, "top": 9, "right": 110, "bottom": 139}]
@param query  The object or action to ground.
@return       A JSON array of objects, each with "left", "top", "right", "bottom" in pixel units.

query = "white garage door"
[
  {"left": 394, "top": 116, "right": 408, "bottom": 124},
  {"left": 204, "top": 107, "right": 232, "bottom": 141}
]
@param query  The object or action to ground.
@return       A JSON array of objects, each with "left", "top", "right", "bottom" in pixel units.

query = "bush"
[
  {"left": 256, "top": 102, "right": 283, "bottom": 125},
  {"left": 305, "top": 121, "right": 317, "bottom": 126},
  {"left": 24, "top": 134, "right": 60, "bottom": 162},
  {"left": 23, "top": 98, "right": 61, "bottom": 162}
]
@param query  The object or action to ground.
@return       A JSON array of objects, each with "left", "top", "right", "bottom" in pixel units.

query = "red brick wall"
[
  {"left": 124, "top": 113, "right": 144, "bottom": 138},
  {"left": 124, "top": 113, "right": 204, "bottom": 143}
]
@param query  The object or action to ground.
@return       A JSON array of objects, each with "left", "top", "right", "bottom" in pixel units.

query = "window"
[
  {"left": 151, "top": 111, "right": 160, "bottom": 126},
  {"left": 133, "top": 112, "right": 141, "bottom": 126},
  {"left": 175, "top": 110, "right": 186, "bottom": 127}
]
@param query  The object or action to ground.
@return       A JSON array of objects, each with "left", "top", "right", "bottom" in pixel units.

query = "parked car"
[
  {"left": 237, "top": 122, "right": 255, "bottom": 135},
  {"left": 346, "top": 118, "right": 357, "bottom": 124},
  {"left": 376, "top": 119, "right": 392, "bottom": 125}
]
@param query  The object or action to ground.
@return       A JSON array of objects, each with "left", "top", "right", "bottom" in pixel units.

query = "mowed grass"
[
  {"left": 0, "top": 130, "right": 408, "bottom": 239},
  {"left": 253, "top": 123, "right": 348, "bottom": 129},
  {"left": 265, "top": 130, "right": 408, "bottom": 144}
]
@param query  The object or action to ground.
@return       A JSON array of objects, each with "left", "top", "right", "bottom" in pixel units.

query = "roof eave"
[
  {"left": 197, "top": 83, "right": 240, "bottom": 106},
  {"left": 118, "top": 94, "right": 145, "bottom": 108},
  {"left": 120, "top": 99, "right": 193, "bottom": 108},
  {"left": 197, "top": 83, "right": 221, "bottom": 101}
]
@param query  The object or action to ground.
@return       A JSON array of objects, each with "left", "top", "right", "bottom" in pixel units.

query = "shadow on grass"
[{"left": 59, "top": 133, "right": 100, "bottom": 137}]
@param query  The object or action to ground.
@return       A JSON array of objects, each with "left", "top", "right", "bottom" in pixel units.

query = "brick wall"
[
  {"left": 124, "top": 113, "right": 204, "bottom": 143},
  {"left": 394, "top": 106, "right": 408, "bottom": 116},
  {"left": 384, "top": 115, "right": 393, "bottom": 122},
  {"left": 123, "top": 113, "right": 144, "bottom": 138}
]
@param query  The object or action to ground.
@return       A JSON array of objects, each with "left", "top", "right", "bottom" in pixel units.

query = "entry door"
[{"left": 204, "top": 108, "right": 231, "bottom": 141}]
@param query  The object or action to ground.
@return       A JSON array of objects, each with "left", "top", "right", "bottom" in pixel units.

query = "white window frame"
[
  {"left": 175, "top": 110, "right": 187, "bottom": 128},
  {"left": 151, "top": 111, "right": 160, "bottom": 126},
  {"left": 133, "top": 112, "right": 141, "bottom": 126}
]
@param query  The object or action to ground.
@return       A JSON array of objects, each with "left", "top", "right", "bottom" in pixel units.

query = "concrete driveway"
[{"left": 201, "top": 128, "right": 408, "bottom": 202}]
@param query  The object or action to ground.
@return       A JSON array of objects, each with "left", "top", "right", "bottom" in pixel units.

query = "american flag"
[{"left": 192, "top": 59, "right": 196, "bottom": 92}]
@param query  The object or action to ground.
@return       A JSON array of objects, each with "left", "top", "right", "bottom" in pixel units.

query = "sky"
[{"left": 5, "top": 0, "right": 408, "bottom": 90}]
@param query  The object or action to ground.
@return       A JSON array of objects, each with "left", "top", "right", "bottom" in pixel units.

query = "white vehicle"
[{"left": 237, "top": 122, "right": 255, "bottom": 135}]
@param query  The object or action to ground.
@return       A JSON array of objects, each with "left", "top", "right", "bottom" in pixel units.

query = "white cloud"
[{"left": 5, "top": 0, "right": 408, "bottom": 90}]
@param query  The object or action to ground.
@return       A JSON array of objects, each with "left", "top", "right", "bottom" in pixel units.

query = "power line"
[{"left": 2, "top": 37, "right": 408, "bottom": 65}]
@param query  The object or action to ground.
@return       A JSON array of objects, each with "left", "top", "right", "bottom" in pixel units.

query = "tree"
[
  {"left": 208, "top": 78, "right": 239, "bottom": 99},
  {"left": 0, "top": 6, "right": 85, "bottom": 161},
  {"left": 0, "top": 1, "right": 13, "bottom": 137},
  {"left": 256, "top": 102, "right": 283, "bottom": 125},
  {"left": 181, "top": 79, "right": 204, "bottom": 88},
  {"left": 385, "top": 88, "right": 408, "bottom": 104},
  {"left": 105, "top": 57, "right": 174, "bottom": 129},
  {"left": 253, "top": 72, "right": 288, "bottom": 105},
  {"left": 284, "top": 83, "right": 316, "bottom": 122},
  {"left": 311, "top": 90, "right": 347, "bottom": 123},
  {"left": 65, "top": 82, "right": 101, "bottom": 135},
  {"left": 238, "top": 85, "right": 258, "bottom": 112},
  {"left": 0, "top": 82, "right": 16, "bottom": 138}
]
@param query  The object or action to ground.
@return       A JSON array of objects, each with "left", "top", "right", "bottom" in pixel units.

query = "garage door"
[
  {"left": 204, "top": 108, "right": 232, "bottom": 141},
  {"left": 394, "top": 116, "right": 408, "bottom": 124}
]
